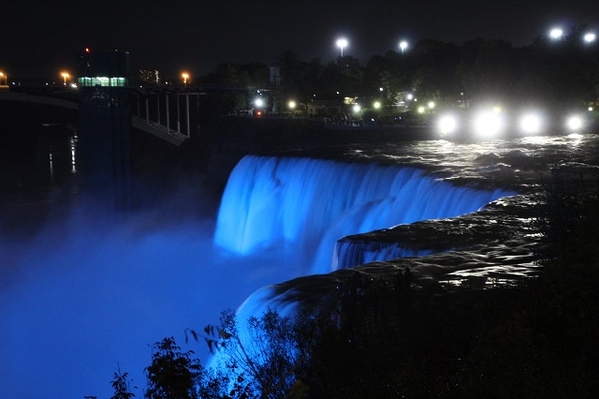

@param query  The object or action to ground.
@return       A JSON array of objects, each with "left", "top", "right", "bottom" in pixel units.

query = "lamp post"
[
  {"left": 336, "top": 38, "right": 348, "bottom": 57},
  {"left": 61, "top": 72, "right": 70, "bottom": 86},
  {"left": 182, "top": 72, "right": 189, "bottom": 87},
  {"left": 399, "top": 40, "right": 408, "bottom": 54}
]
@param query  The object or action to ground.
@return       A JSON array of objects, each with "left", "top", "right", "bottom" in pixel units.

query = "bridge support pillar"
[{"left": 79, "top": 86, "right": 132, "bottom": 210}]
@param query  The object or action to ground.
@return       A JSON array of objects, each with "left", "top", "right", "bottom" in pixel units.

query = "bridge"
[
  {"left": 0, "top": 87, "right": 79, "bottom": 110},
  {"left": 0, "top": 85, "right": 208, "bottom": 146}
]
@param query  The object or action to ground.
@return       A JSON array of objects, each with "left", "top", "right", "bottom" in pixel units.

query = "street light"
[
  {"left": 61, "top": 72, "right": 70, "bottom": 86},
  {"left": 584, "top": 32, "right": 597, "bottom": 43},
  {"left": 182, "top": 72, "right": 189, "bottom": 87},
  {"left": 549, "top": 28, "right": 564, "bottom": 40},
  {"left": 336, "top": 38, "right": 348, "bottom": 57},
  {"left": 0, "top": 72, "right": 7, "bottom": 86},
  {"left": 399, "top": 40, "right": 408, "bottom": 54}
]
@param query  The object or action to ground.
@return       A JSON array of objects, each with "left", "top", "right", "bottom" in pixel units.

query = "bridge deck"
[{"left": 131, "top": 116, "right": 188, "bottom": 146}]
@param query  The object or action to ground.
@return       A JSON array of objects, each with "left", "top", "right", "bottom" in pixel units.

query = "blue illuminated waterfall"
[{"left": 214, "top": 155, "right": 513, "bottom": 274}]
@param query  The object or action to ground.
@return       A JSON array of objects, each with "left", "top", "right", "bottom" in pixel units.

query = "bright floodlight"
[
  {"left": 373, "top": 101, "right": 381, "bottom": 109},
  {"left": 438, "top": 114, "right": 458, "bottom": 135},
  {"left": 549, "top": 28, "right": 564, "bottom": 40},
  {"left": 352, "top": 104, "right": 361, "bottom": 113},
  {"left": 288, "top": 100, "right": 296, "bottom": 109},
  {"left": 427, "top": 101, "right": 435, "bottom": 109},
  {"left": 336, "top": 38, "right": 348, "bottom": 57},
  {"left": 61, "top": 71, "right": 70, "bottom": 86},
  {"left": 399, "top": 40, "right": 408, "bottom": 54},
  {"left": 255, "top": 98, "right": 264, "bottom": 107},
  {"left": 520, "top": 113, "right": 543, "bottom": 134},
  {"left": 473, "top": 110, "right": 504, "bottom": 136},
  {"left": 566, "top": 115, "right": 584, "bottom": 131},
  {"left": 584, "top": 32, "right": 597, "bottom": 43}
]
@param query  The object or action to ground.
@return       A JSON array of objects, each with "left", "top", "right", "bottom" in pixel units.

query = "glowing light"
[
  {"left": 352, "top": 104, "right": 361, "bottom": 113},
  {"left": 473, "top": 110, "right": 504, "bottom": 136},
  {"left": 437, "top": 114, "right": 458, "bottom": 135},
  {"left": 373, "top": 101, "right": 381, "bottom": 109},
  {"left": 549, "top": 28, "right": 564, "bottom": 40},
  {"left": 566, "top": 115, "right": 584, "bottom": 131},
  {"left": 336, "top": 38, "right": 348, "bottom": 57},
  {"left": 399, "top": 40, "right": 408, "bottom": 54},
  {"left": 255, "top": 98, "right": 264, "bottom": 107},
  {"left": 288, "top": 100, "right": 296, "bottom": 109},
  {"left": 406, "top": 93, "right": 414, "bottom": 101},
  {"left": 583, "top": 32, "right": 596, "bottom": 43},
  {"left": 589, "top": 107, "right": 594, "bottom": 112},
  {"left": 519, "top": 113, "right": 543, "bottom": 134},
  {"left": 60, "top": 71, "right": 70, "bottom": 86},
  {"left": 181, "top": 72, "right": 189, "bottom": 86},
  {"left": 417, "top": 106, "right": 425, "bottom": 114},
  {"left": 427, "top": 101, "right": 435, "bottom": 109}
]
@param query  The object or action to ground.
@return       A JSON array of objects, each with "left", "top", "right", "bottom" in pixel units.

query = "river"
[{"left": 1, "top": 117, "right": 599, "bottom": 398}]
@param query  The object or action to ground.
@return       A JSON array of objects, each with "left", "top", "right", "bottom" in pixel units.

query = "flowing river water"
[{"left": 1, "top": 121, "right": 598, "bottom": 398}]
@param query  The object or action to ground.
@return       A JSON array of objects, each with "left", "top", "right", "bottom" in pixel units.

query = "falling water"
[
  {"left": 215, "top": 155, "right": 513, "bottom": 275},
  {"left": 207, "top": 154, "right": 515, "bottom": 377}
]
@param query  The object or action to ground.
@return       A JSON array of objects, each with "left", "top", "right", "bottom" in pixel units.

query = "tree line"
[{"left": 196, "top": 26, "right": 599, "bottom": 116}]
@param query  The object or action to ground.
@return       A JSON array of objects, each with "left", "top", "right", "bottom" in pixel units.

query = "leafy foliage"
[
  {"left": 110, "top": 365, "right": 136, "bottom": 399},
  {"left": 144, "top": 337, "right": 201, "bottom": 399},
  {"left": 190, "top": 308, "right": 313, "bottom": 399}
]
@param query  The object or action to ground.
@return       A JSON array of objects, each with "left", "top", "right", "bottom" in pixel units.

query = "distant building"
[
  {"left": 76, "top": 48, "right": 129, "bottom": 87},
  {"left": 138, "top": 69, "right": 160, "bottom": 86}
]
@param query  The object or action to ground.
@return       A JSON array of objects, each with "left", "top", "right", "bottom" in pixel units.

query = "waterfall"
[
  {"left": 208, "top": 154, "right": 516, "bottom": 385},
  {"left": 214, "top": 155, "right": 513, "bottom": 274},
  {"left": 333, "top": 239, "right": 436, "bottom": 270}
]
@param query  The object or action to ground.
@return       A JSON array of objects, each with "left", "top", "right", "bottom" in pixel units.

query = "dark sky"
[{"left": 1, "top": 0, "right": 598, "bottom": 80}]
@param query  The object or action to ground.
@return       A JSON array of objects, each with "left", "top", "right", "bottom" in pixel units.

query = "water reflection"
[
  {"left": 41, "top": 125, "right": 78, "bottom": 185},
  {"left": 70, "top": 135, "right": 77, "bottom": 173}
]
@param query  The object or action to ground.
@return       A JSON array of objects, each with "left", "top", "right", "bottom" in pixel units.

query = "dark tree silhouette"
[{"left": 145, "top": 337, "right": 201, "bottom": 399}]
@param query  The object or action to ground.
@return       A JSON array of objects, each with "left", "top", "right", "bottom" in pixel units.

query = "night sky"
[{"left": 2, "top": 1, "right": 598, "bottom": 79}]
